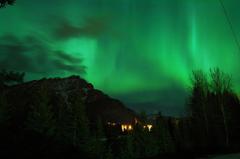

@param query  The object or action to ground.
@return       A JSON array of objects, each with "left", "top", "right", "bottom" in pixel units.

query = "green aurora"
[{"left": 0, "top": 0, "right": 240, "bottom": 115}]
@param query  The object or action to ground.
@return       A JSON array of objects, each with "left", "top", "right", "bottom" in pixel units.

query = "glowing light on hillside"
[{"left": 121, "top": 124, "right": 133, "bottom": 132}]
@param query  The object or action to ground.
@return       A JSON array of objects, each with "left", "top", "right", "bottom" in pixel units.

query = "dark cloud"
[
  {"left": 53, "top": 16, "right": 109, "bottom": 39},
  {"left": 55, "top": 51, "right": 83, "bottom": 64},
  {"left": 53, "top": 59, "right": 86, "bottom": 73},
  {"left": 0, "top": 34, "right": 86, "bottom": 76}
]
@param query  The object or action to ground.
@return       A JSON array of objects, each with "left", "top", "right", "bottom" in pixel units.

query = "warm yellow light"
[
  {"left": 107, "top": 122, "right": 116, "bottom": 126},
  {"left": 147, "top": 124, "right": 153, "bottom": 131},
  {"left": 121, "top": 125, "right": 127, "bottom": 132},
  {"left": 128, "top": 125, "right": 132, "bottom": 130},
  {"left": 121, "top": 124, "right": 133, "bottom": 132}
]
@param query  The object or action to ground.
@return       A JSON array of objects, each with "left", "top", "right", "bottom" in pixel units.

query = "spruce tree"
[
  {"left": 210, "top": 68, "right": 232, "bottom": 148},
  {"left": 188, "top": 70, "right": 210, "bottom": 149}
]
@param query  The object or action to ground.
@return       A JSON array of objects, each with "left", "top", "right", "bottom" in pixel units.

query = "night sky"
[{"left": 1, "top": 0, "right": 240, "bottom": 116}]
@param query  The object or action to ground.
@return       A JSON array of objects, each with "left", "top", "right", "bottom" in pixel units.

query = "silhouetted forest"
[
  {"left": 187, "top": 68, "right": 240, "bottom": 153},
  {"left": 0, "top": 68, "right": 240, "bottom": 159},
  {"left": 2, "top": 0, "right": 240, "bottom": 158}
]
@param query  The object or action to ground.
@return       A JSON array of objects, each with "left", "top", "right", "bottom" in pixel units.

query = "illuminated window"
[
  {"left": 107, "top": 122, "right": 116, "bottom": 126},
  {"left": 121, "top": 125, "right": 127, "bottom": 132},
  {"left": 143, "top": 124, "right": 153, "bottom": 131},
  {"left": 146, "top": 124, "right": 153, "bottom": 131},
  {"left": 121, "top": 124, "right": 133, "bottom": 132}
]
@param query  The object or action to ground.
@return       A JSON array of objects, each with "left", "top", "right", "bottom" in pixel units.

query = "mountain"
[{"left": 2, "top": 75, "right": 137, "bottom": 125}]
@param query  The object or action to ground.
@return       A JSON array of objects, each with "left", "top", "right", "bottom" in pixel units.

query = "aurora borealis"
[{"left": 1, "top": 0, "right": 240, "bottom": 116}]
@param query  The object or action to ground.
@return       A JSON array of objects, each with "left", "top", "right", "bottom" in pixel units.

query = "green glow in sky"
[{"left": 1, "top": 0, "right": 240, "bottom": 115}]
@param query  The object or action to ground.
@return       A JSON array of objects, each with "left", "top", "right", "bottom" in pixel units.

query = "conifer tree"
[
  {"left": 188, "top": 70, "right": 210, "bottom": 149},
  {"left": 210, "top": 68, "right": 232, "bottom": 148}
]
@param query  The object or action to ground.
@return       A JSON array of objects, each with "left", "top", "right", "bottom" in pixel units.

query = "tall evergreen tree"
[
  {"left": 188, "top": 70, "right": 210, "bottom": 149},
  {"left": 210, "top": 68, "right": 232, "bottom": 148},
  {"left": 190, "top": 70, "right": 209, "bottom": 131},
  {"left": 188, "top": 68, "right": 236, "bottom": 149}
]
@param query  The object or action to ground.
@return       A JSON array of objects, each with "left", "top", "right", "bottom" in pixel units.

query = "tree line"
[
  {"left": 0, "top": 72, "right": 177, "bottom": 159},
  {"left": 0, "top": 82, "right": 111, "bottom": 158},
  {"left": 188, "top": 68, "right": 240, "bottom": 153},
  {"left": 1, "top": 68, "right": 240, "bottom": 158}
]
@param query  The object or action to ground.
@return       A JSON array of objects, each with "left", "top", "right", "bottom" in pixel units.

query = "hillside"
[{"left": 2, "top": 75, "right": 137, "bottom": 125}]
